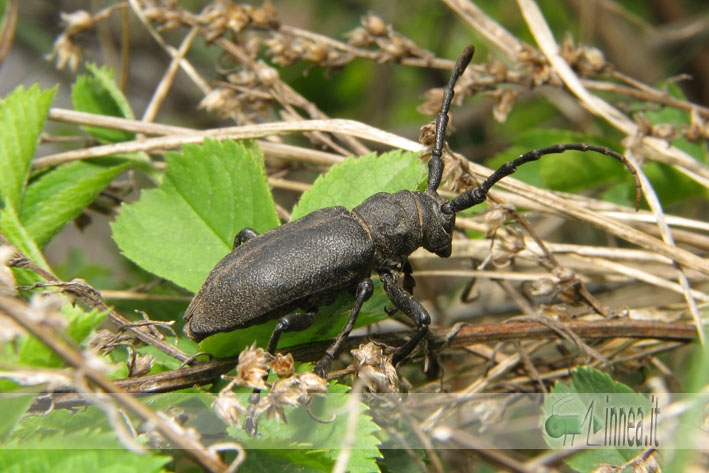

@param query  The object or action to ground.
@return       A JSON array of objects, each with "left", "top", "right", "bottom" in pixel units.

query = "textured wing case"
[{"left": 184, "top": 206, "right": 374, "bottom": 339}]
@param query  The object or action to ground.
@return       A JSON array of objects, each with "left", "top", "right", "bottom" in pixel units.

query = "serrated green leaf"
[
  {"left": 0, "top": 84, "right": 56, "bottom": 210},
  {"left": 72, "top": 64, "right": 134, "bottom": 143},
  {"left": 111, "top": 139, "right": 279, "bottom": 292},
  {"left": 291, "top": 150, "right": 427, "bottom": 220},
  {"left": 0, "top": 430, "right": 171, "bottom": 473},
  {"left": 19, "top": 161, "right": 131, "bottom": 247}
]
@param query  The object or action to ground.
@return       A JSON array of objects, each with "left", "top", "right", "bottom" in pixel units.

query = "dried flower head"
[
  {"left": 128, "top": 352, "right": 154, "bottom": 377},
  {"left": 351, "top": 342, "right": 399, "bottom": 392},
  {"left": 212, "top": 391, "right": 247, "bottom": 427},
  {"left": 361, "top": 13, "right": 388, "bottom": 37},
  {"left": 235, "top": 343, "right": 272, "bottom": 390},
  {"left": 269, "top": 352, "right": 295, "bottom": 378}
]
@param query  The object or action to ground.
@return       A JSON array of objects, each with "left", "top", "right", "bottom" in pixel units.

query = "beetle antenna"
[
  {"left": 441, "top": 143, "right": 642, "bottom": 214},
  {"left": 426, "top": 45, "right": 475, "bottom": 194}
]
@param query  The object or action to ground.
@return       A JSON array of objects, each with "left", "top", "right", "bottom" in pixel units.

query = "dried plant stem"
[
  {"left": 33, "top": 319, "right": 695, "bottom": 412},
  {"left": 517, "top": 0, "right": 705, "bottom": 341},
  {"left": 42, "top": 108, "right": 708, "bottom": 275},
  {"left": 127, "top": 0, "right": 210, "bottom": 94},
  {"left": 141, "top": 26, "right": 200, "bottom": 123},
  {"left": 517, "top": 0, "right": 709, "bottom": 186},
  {"left": 33, "top": 118, "right": 421, "bottom": 169}
]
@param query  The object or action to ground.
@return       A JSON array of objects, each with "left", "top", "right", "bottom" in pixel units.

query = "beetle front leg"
[
  {"left": 380, "top": 271, "right": 431, "bottom": 366},
  {"left": 233, "top": 227, "right": 260, "bottom": 249},
  {"left": 315, "top": 278, "right": 374, "bottom": 377},
  {"left": 385, "top": 260, "right": 415, "bottom": 316}
]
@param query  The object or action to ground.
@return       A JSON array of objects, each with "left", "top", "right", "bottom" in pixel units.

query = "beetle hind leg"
[
  {"left": 267, "top": 312, "right": 317, "bottom": 354},
  {"left": 244, "top": 311, "right": 317, "bottom": 436}
]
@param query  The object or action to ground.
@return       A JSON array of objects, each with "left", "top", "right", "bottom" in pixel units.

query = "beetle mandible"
[{"left": 183, "top": 45, "right": 639, "bottom": 376}]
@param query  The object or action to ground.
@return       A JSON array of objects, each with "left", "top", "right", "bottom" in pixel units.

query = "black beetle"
[{"left": 184, "top": 45, "right": 638, "bottom": 375}]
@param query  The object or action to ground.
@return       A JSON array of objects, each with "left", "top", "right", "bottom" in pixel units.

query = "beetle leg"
[
  {"left": 244, "top": 311, "right": 317, "bottom": 436},
  {"left": 315, "top": 278, "right": 374, "bottom": 377},
  {"left": 402, "top": 260, "right": 416, "bottom": 295},
  {"left": 380, "top": 271, "right": 431, "bottom": 366},
  {"left": 385, "top": 261, "right": 415, "bottom": 315},
  {"left": 233, "top": 227, "right": 260, "bottom": 249}
]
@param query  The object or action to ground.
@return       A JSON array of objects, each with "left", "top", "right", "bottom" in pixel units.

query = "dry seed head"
[
  {"left": 269, "top": 352, "right": 295, "bottom": 377},
  {"left": 60, "top": 10, "right": 93, "bottom": 35},
  {"left": 345, "top": 27, "right": 372, "bottom": 48},
  {"left": 351, "top": 342, "right": 399, "bottom": 392},
  {"left": 296, "top": 371, "right": 328, "bottom": 394},
  {"left": 362, "top": 13, "right": 388, "bottom": 36},
  {"left": 212, "top": 392, "right": 246, "bottom": 427},
  {"left": 49, "top": 35, "right": 82, "bottom": 72},
  {"left": 417, "top": 88, "right": 445, "bottom": 116},
  {"left": 491, "top": 88, "right": 520, "bottom": 123},
  {"left": 235, "top": 342, "right": 272, "bottom": 390},
  {"left": 255, "top": 61, "right": 279, "bottom": 86},
  {"left": 129, "top": 352, "right": 155, "bottom": 377}
]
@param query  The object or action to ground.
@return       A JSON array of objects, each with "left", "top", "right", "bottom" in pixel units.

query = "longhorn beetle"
[{"left": 184, "top": 45, "right": 639, "bottom": 387}]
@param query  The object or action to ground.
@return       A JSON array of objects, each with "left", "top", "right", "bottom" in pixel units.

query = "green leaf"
[
  {"left": 20, "top": 161, "right": 131, "bottom": 247},
  {"left": 0, "top": 430, "right": 171, "bottom": 473},
  {"left": 0, "top": 205, "right": 49, "bottom": 271},
  {"left": 16, "top": 305, "right": 107, "bottom": 367},
  {"left": 111, "top": 139, "right": 280, "bottom": 292},
  {"left": 291, "top": 150, "right": 427, "bottom": 220},
  {"left": 0, "top": 84, "right": 56, "bottom": 210},
  {"left": 72, "top": 63, "right": 134, "bottom": 143},
  {"left": 543, "top": 367, "right": 652, "bottom": 472},
  {"left": 0, "top": 394, "right": 35, "bottom": 442}
]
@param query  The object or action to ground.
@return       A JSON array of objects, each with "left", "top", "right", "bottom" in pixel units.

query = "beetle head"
[{"left": 417, "top": 192, "right": 455, "bottom": 258}]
